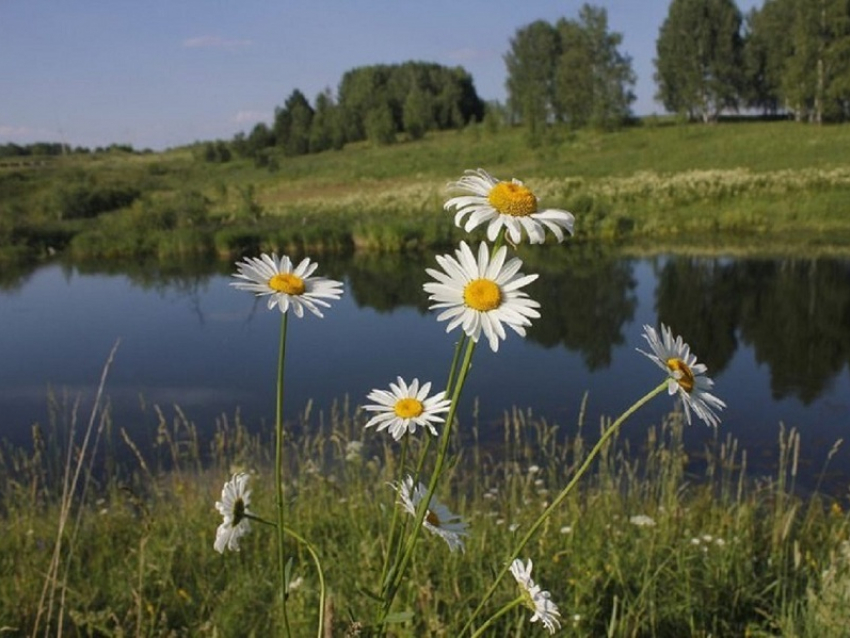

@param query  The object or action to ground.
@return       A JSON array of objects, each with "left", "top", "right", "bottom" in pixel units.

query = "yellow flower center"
[
  {"left": 426, "top": 510, "right": 441, "bottom": 527},
  {"left": 269, "top": 273, "right": 305, "bottom": 296},
  {"left": 487, "top": 181, "right": 538, "bottom": 217},
  {"left": 394, "top": 398, "right": 424, "bottom": 419},
  {"left": 666, "top": 358, "right": 695, "bottom": 393},
  {"left": 232, "top": 498, "right": 246, "bottom": 525},
  {"left": 463, "top": 279, "right": 502, "bottom": 311}
]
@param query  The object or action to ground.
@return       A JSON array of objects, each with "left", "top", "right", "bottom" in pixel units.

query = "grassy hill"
[{"left": 3, "top": 119, "right": 850, "bottom": 262}]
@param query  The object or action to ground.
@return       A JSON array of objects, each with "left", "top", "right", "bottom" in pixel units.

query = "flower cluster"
[{"left": 218, "top": 166, "right": 729, "bottom": 636}]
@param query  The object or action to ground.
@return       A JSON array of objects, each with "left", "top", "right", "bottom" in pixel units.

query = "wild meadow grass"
[
  {"left": 2, "top": 392, "right": 849, "bottom": 636},
  {"left": 4, "top": 120, "right": 850, "bottom": 262}
]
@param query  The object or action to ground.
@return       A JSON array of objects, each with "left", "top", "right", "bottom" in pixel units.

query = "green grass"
[
  {"left": 2, "top": 396, "right": 849, "bottom": 636},
  {"left": 3, "top": 120, "right": 850, "bottom": 262}
]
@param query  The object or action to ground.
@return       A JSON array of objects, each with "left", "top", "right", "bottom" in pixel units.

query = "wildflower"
[
  {"left": 363, "top": 377, "right": 452, "bottom": 441},
  {"left": 214, "top": 472, "right": 252, "bottom": 553},
  {"left": 231, "top": 252, "right": 343, "bottom": 318},
  {"left": 395, "top": 476, "right": 468, "bottom": 552},
  {"left": 423, "top": 241, "right": 540, "bottom": 352},
  {"left": 629, "top": 514, "right": 656, "bottom": 527},
  {"left": 344, "top": 440, "right": 364, "bottom": 462},
  {"left": 510, "top": 558, "right": 562, "bottom": 634},
  {"left": 637, "top": 323, "right": 726, "bottom": 427},
  {"left": 444, "top": 168, "right": 575, "bottom": 244}
]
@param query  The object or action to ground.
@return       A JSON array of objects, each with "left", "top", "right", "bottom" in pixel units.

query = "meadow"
[
  {"left": 3, "top": 119, "right": 850, "bottom": 264},
  {"left": 2, "top": 119, "right": 850, "bottom": 636},
  {"left": 2, "top": 393, "right": 848, "bottom": 636}
]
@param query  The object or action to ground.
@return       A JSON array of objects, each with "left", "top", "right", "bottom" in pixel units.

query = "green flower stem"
[
  {"left": 247, "top": 511, "right": 326, "bottom": 638},
  {"left": 379, "top": 437, "right": 409, "bottom": 595},
  {"left": 379, "top": 332, "right": 468, "bottom": 603},
  {"left": 275, "top": 312, "right": 292, "bottom": 638},
  {"left": 469, "top": 597, "right": 524, "bottom": 638},
  {"left": 445, "top": 333, "right": 468, "bottom": 398},
  {"left": 459, "top": 380, "right": 669, "bottom": 637},
  {"left": 379, "top": 336, "right": 478, "bottom": 627},
  {"left": 283, "top": 525, "right": 326, "bottom": 638}
]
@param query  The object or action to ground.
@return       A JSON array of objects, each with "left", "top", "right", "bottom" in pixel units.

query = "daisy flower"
[
  {"left": 423, "top": 241, "right": 540, "bottom": 352},
  {"left": 444, "top": 168, "right": 575, "bottom": 245},
  {"left": 637, "top": 323, "right": 726, "bottom": 427},
  {"left": 214, "top": 472, "right": 253, "bottom": 553},
  {"left": 395, "top": 476, "right": 468, "bottom": 552},
  {"left": 363, "top": 377, "right": 452, "bottom": 441},
  {"left": 510, "top": 558, "right": 562, "bottom": 634},
  {"left": 231, "top": 252, "right": 343, "bottom": 318}
]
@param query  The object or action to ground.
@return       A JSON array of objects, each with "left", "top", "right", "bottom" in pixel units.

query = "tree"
[
  {"left": 309, "top": 89, "right": 345, "bottom": 153},
  {"left": 365, "top": 102, "right": 396, "bottom": 145},
  {"left": 654, "top": 0, "right": 745, "bottom": 122},
  {"left": 505, "top": 7, "right": 635, "bottom": 142},
  {"left": 553, "top": 5, "right": 635, "bottom": 129},
  {"left": 337, "top": 62, "right": 483, "bottom": 142},
  {"left": 273, "top": 89, "right": 314, "bottom": 156},
  {"left": 504, "top": 20, "right": 561, "bottom": 143},
  {"left": 783, "top": 0, "right": 850, "bottom": 122},
  {"left": 402, "top": 84, "right": 433, "bottom": 140},
  {"left": 742, "top": 0, "right": 795, "bottom": 114}
]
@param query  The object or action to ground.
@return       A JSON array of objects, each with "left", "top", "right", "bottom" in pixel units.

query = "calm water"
[{"left": 2, "top": 249, "right": 849, "bottom": 492}]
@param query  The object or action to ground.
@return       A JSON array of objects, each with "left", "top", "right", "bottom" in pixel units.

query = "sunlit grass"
[
  {"left": 4, "top": 120, "right": 850, "bottom": 262},
  {"left": 2, "top": 394, "right": 848, "bottom": 636}
]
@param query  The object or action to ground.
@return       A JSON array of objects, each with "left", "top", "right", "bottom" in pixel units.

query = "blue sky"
[{"left": 1, "top": 1, "right": 761, "bottom": 150}]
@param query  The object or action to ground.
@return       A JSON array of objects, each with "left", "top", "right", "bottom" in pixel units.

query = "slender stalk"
[
  {"left": 459, "top": 381, "right": 669, "bottom": 636},
  {"left": 275, "top": 312, "right": 292, "bottom": 638},
  {"left": 379, "top": 337, "right": 477, "bottom": 626},
  {"left": 379, "top": 437, "right": 409, "bottom": 594},
  {"left": 469, "top": 597, "right": 523, "bottom": 638},
  {"left": 283, "top": 526, "right": 327, "bottom": 638}
]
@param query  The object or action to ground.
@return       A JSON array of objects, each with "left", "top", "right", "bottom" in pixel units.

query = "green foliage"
[
  {"left": 365, "top": 102, "right": 397, "bottom": 146},
  {"left": 275, "top": 89, "right": 314, "bottom": 156},
  {"left": 337, "top": 61, "right": 484, "bottom": 143},
  {"left": 198, "top": 140, "right": 232, "bottom": 163},
  {"left": 49, "top": 180, "right": 140, "bottom": 220},
  {"left": 5, "top": 120, "right": 850, "bottom": 263},
  {"left": 1, "top": 403, "right": 847, "bottom": 635},
  {"left": 402, "top": 84, "right": 433, "bottom": 140},
  {"left": 655, "top": 0, "right": 745, "bottom": 122},
  {"left": 506, "top": 6, "right": 636, "bottom": 140}
]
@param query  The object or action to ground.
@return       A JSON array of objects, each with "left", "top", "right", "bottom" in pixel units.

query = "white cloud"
[{"left": 182, "top": 35, "right": 253, "bottom": 50}]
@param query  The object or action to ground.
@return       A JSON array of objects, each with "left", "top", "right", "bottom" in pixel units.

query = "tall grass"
[{"left": 2, "top": 390, "right": 847, "bottom": 636}]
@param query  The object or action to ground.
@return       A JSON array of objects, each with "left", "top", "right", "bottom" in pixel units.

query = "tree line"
[
  {"left": 656, "top": 0, "right": 850, "bottom": 123},
  {"left": 227, "top": 61, "right": 485, "bottom": 163}
]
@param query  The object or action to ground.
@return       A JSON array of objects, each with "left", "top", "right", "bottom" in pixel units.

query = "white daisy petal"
[
  {"left": 394, "top": 476, "right": 468, "bottom": 552},
  {"left": 362, "top": 377, "right": 452, "bottom": 440},
  {"left": 423, "top": 241, "right": 540, "bottom": 352},
  {"left": 510, "top": 558, "right": 562, "bottom": 634},
  {"left": 444, "top": 168, "right": 575, "bottom": 244},
  {"left": 230, "top": 252, "right": 343, "bottom": 318},
  {"left": 214, "top": 473, "right": 253, "bottom": 553},
  {"left": 637, "top": 323, "right": 726, "bottom": 427}
]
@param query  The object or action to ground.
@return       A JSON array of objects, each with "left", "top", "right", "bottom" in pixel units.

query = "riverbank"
[{"left": 3, "top": 119, "right": 850, "bottom": 263}]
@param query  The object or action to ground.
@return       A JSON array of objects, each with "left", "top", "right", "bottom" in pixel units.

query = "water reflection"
[
  {"left": 5, "top": 250, "right": 848, "bottom": 408},
  {"left": 654, "top": 257, "right": 850, "bottom": 404}
]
